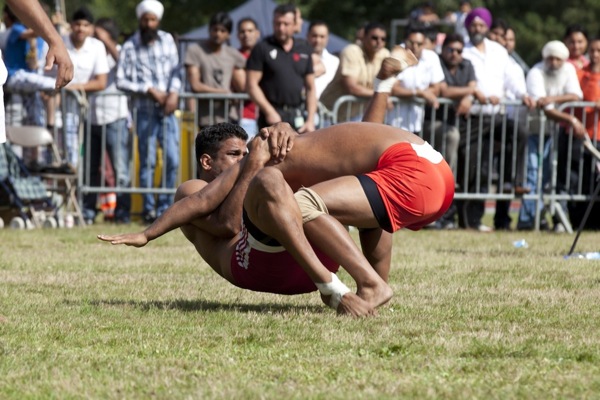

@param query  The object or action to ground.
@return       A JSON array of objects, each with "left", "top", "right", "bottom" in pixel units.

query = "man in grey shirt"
[{"left": 184, "top": 12, "right": 246, "bottom": 127}]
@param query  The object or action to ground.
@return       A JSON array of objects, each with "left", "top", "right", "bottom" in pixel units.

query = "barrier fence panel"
[
  {"left": 546, "top": 101, "right": 600, "bottom": 231},
  {"left": 11, "top": 88, "right": 600, "bottom": 230}
]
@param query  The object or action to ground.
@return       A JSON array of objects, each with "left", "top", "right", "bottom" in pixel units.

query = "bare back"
[{"left": 275, "top": 122, "right": 424, "bottom": 190}]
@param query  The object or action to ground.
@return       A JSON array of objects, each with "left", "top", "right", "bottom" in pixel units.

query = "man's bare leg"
[
  {"left": 300, "top": 53, "right": 417, "bottom": 305},
  {"left": 244, "top": 168, "right": 374, "bottom": 316},
  {"left": 303, "top": 215, "right": 393, "bottom": 307},
  {"left": 359, "top": 228, "right": 392, "bottom": 281}
]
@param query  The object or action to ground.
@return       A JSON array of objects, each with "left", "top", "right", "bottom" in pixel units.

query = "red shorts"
[
  {"left": 230, "top": 223, "right": 339, "bottom": 295},
  {"left": 365, "top": 142, "right": 455, "bottom": 232}
]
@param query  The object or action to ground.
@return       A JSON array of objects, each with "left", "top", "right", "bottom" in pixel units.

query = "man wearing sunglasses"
[
  {"left": 320, "top": 22, "right": 390, "bottom": 122},
  {"left": 434, "top": 33, "right": 486, "bottom": 228}
]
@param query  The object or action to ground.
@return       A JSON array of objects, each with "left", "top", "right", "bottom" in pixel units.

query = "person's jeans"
[
  {"left": 83, "top": 118, "right": 131, "bottom": 221},
  {"left": 517, "top": 134, "right": 551, "bottom": 229},
  {"left": 136, "top": 106, "right": 179, "bottom": 217}
]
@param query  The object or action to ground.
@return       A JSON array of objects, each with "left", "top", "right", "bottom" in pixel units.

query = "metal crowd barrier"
[
  {"left": 545, "top": 101, "right": 600, "bottom": 231},
  {"left": 329, "top": 95, "right": 599, "bottom": 231},
  {"left": 7, "top": 89, "right": 600, "bottom": 229}
]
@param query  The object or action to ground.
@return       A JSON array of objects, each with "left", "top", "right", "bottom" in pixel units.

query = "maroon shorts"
[
  {"left": 230, "top": 222, "right": 339, "bottom": 295},
  {"left": 364, "top": 142, "right": 455, "bottom": 232}
]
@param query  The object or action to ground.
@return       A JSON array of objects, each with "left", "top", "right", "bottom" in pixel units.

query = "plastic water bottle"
[
  {"left": 513, "top": 239, "right": 529, "bottom": 249},
  {"left": 64, "top": 214, "right": 74, "bottom": 229},
  {"left": 564, "top": 252, "right": 600, "bottom": 259}
]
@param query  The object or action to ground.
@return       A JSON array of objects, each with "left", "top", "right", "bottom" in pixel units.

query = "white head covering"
[
  {"left": 542, "top": 40, "right": 569, "bottom": 61},
  {"left": 136, "top": 0, "right": 164, "bottom": 20}
]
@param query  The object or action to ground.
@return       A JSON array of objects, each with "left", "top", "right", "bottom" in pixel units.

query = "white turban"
[
  {"left": 542, "top": 40, "right": 569, "bottom": 61},
  {"left": 136, "top": 0, "right": 164, "bottom": 20}
]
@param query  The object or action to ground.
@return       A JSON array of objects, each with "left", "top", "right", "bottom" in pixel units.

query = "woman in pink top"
[{"left": 564, "top": 24, "right": 589, "bottom": 71}]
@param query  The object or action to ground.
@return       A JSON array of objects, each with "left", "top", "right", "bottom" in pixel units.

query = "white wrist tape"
[
  {"left": 315, "top": 273, "right": 351, "bottom": 310},
  {"left": 373, "top": 77, "right": 397, "bottom": 93}
]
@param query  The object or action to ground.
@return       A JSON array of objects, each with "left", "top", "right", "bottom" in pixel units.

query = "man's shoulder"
[
  {"left": 322, "top": 49, "right": 339, "bottom": 60},
  {"left": 121, "top": 33, "right": 139, "bottom": 49},
  {"left": 485, "top": 39, "right": 509, "bottom": 57},
  {"left": 258, "top": 36, "right": 277, "bottom": 48},
  {"left": 341, "top": 43, "right": 363, "bottom": 57},
  {"left": 292, "top": 37, "right": 312, "bottom": 53},
  {"left": 374, "top": 47, "right": 391, "bottom": 60},
  {"left": 420, "top": 49, "right": 442, "bottom": 66},
  {"left": 157, "top": 30, "right": 176, "bottom": 44},
  {"left": 189, "top": 40, "right": 208, "bottom": 55},
  {"left": 84, "top": 36, "right": 106, "bottom": 52},
  {"left": 223, "top": 44, "right": 246, "bottom": 59},
  {"left": 528, "top": 61, "right": 545, "bottom": 74},
  {"left": 458, "top": 57, "right": 473, "bottom": 69},
  {"left": 560, "top": 61, "right": 578, "bottom": 76},
  {"left": 251, "top": 37, "right": 276, "bottom": 54},
  {"left": 322, "top": 49, "right": 340, "bottom": 66}
]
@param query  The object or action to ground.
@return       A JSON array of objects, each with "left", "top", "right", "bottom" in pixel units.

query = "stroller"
[{"left": 0, "top": 141, "right": 58, "bottom": 228}]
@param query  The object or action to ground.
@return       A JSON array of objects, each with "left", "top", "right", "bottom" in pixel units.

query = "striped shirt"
[{"left": 116, "top": 30, "right": 181, "bottom": 107}]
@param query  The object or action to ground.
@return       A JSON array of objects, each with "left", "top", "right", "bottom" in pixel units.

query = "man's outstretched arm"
[
  {"left": 98, "top": 136, "right": 276, "bottom": 246},
  {"left": 7, "top": 0, "right": 73, "bottom": 89},
  {"left": 97, "top": 160, "right": 248, "bottom": 246}
]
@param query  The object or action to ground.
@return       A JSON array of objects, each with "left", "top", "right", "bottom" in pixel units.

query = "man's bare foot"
[
  {"left": 320, "top": 293, "right": 375, "bottom": 317},
  {"left": 357, "top": 280, "right": 393, "bottom": 309}
]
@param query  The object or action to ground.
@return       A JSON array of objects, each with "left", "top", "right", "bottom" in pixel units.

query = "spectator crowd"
[{"left": 2, "top": 0, "right": 600, "bottom": 231}]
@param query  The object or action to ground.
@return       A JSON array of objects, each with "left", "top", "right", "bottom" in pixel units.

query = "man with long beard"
[
  {"left": 517, "top": 40, "right": 585, "bottom": 230},
  {"left": 116, "top": 0, "right": 181, "bottom": 224}
]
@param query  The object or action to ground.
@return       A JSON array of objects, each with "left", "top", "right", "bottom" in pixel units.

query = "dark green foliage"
[{"left": 31, "top": 0, "right": 600, "bottom": 65}]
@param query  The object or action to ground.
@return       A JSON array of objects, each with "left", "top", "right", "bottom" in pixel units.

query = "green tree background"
[{"left": 11, "top": 0, "right": 600, "bottom": 66}]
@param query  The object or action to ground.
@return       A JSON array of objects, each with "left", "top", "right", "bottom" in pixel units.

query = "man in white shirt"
[
  {"left": 458, "top": 7, "right": 534, "bottom": 231},
  {"left": 62, "top": 7, "right": 109, "bottom": 168},
  {"left": 517, "top": 40, "right": 585, "bottom": 230},
  {"left": 307, "top": 21, "right": 339, "bottom": 100}
]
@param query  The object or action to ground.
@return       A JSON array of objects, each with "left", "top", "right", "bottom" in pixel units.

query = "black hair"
[
  {"left": 364, "top": 21, "right": 386, "bottom": 36},
  {"left": 274, "top": 4, "right": 296, "bottom": 18},
  {"left": 237, "top": 17, "right": 258, "bottom": 32},
  {"left": 442, "top": 33, "right": 464, "bottom": 48},
  {"left": 209, "top": 12, "right": 233, "bottom": 33},
  {"left": 405, "top": 26, "right": 425, "bottom": 39},
  {"left": 195, "top": 123, "right": 248, "bottom": 163},
  {"left": 490, "top": 18, "right": 509, "bottom": 33},
  {"left": 308, "top": 20, "right": 328, "bottom": 32},
  {"left": 95, "top": 17, "right": 120, "bottom": 42},
  {"left": 72, "top": 6, "right": 94, "bottom": 24},
  {"left": 564, "top": 24, "right": 589, "bottom": 40}
]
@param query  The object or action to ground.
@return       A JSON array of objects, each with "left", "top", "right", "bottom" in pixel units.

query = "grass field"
[{"left": 1, "top": 224, "right": 600, "bottom": 399}]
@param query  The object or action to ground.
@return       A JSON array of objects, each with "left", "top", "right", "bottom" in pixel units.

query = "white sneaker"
[
  {"left": 477, "top": 224, "right": 493, "bottom": 233},
  {"left": 554, "top": 222, "right": 566, "bottom": 233}
]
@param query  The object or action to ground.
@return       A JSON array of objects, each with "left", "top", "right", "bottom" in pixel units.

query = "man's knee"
[{"left": 249, "top": 168, "right": 285, "bottom": 196}]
